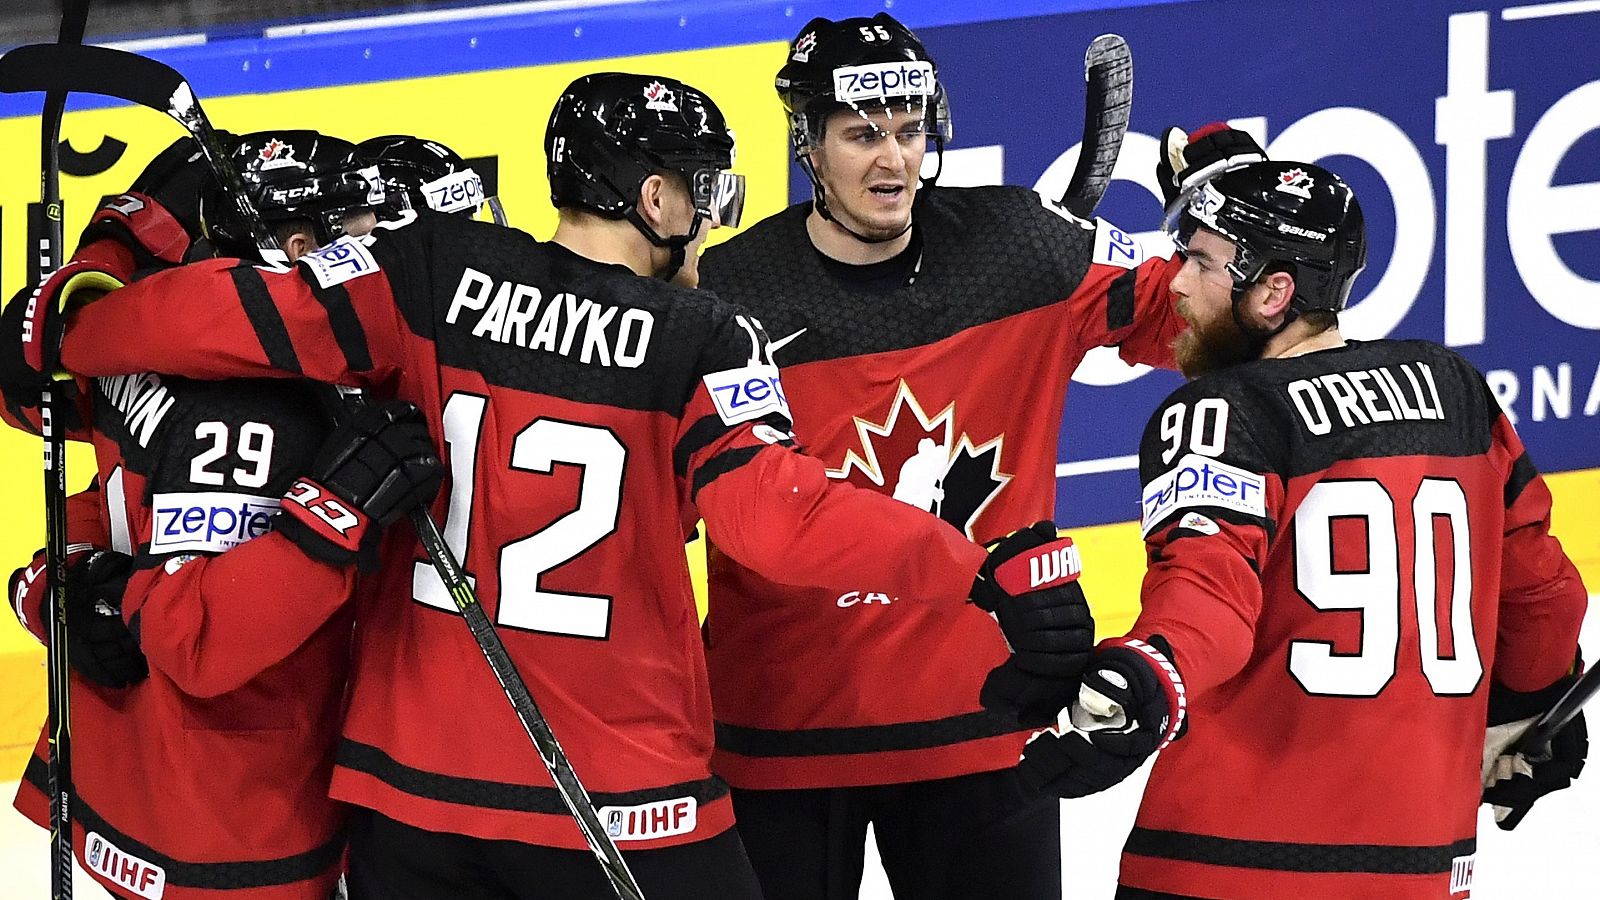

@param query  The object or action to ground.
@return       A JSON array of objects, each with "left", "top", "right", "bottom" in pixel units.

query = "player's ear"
[
  {"left": 1259, "top": 269, "right": 1296, "bottom": 324},
  {"left": 281, "top": 230, "right": 316, "bottom": 264},
  {"left": 637, "top": 174, "right": 668, "bottom": 231}
]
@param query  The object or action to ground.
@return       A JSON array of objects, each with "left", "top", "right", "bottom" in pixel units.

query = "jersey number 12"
[{"left": 412, "top": 393, "right": 626, "bottom": 640}]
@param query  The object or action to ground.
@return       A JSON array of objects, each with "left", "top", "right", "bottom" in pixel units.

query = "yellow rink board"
[{"left": 3, "top": 463, "right": 1597, "bottom": 776}]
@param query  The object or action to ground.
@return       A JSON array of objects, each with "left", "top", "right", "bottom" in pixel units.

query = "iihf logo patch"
[
  {"left": 643, "top": 81, "right": 678, "bottom": 112},
  {"left": 1275, "top": 167, "right": 1314, "bottom": 199},
  {"left": 607, "top": 809, "right": 624, "bottom": 837},
  {"left": 791, "top": 31, "right": 816, "bottom": 62}
]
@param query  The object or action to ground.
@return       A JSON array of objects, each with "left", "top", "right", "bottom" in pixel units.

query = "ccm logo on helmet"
[{"left": 832, "top": 61, "right": 936, "bottom": 103}]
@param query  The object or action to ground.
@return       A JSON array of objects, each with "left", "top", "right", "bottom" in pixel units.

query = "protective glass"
[{"left": 692, "top": 168, "right": 746, "bottom": 229}]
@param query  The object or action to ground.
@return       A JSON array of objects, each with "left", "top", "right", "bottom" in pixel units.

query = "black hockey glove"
[
  {"left": 277, "top": 400, "right": 444, "bottom": 570},
  {"left": 10, "top": 547, "right": 148, "bottom": 689},
  {"left": 1018, "top": 635, "right": 1186, "bottom": 798},
  {"left": 1482, "top": 669, "right": 1589, "bottom": 830},
  {"left": 972, "top": 522, "right": 1095, "bottom": 727},
  {"left": 1156, "top": 122, "right": 1268, "bottom": 208},
  {"left": 124, "top": 135, "right": 230, "bottom": 245},
  {"left": 63, "top": 549, "right": 149, "bottom": 688}
]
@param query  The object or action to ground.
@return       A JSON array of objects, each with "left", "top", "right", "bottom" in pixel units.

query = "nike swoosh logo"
[{"left": 768, "top": 328, "right": 808, "bottom": 359}]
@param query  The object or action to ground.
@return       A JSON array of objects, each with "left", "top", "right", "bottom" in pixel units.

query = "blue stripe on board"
[{"left": 0, "top": 0, "right": 1197, "bottom": 119}]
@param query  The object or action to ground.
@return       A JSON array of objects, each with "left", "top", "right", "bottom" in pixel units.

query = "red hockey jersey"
[
  {"left": 9, "top": 372, "right": 353, "bottom": 900},
  {"left": 59, "top": 212, "right": 988, "bottom": 850},
  {"left": 696, "top": 186, "right": 1183, "bottom": 789},
  {"left": 1120, "top": 339, "right": 1587, "bottom": 899}
]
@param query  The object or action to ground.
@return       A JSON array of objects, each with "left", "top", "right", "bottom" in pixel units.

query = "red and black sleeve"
[
  {"left": 60, "top": 242, "right": 407, "bottom": 387},
  {"left": 1486, "top": 398, "right": 1588, "bottom": 693}
]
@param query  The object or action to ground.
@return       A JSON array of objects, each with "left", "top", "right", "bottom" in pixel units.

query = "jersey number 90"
[{"left": 1290, "top": 478, "right": 1482, "bottom": 698}]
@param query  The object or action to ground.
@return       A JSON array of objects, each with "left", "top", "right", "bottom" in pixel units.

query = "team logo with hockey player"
[
  {"left": 86, "top": 831, "right": 167, "bottom": 899},
  {"left": 826, "top": 380, "right": 1011, "bottom": 540},
  {"left": 643, "top": 81, "right": 679, "bottom": 112},
  {"left": 791, "top": 31, "right": 816, "bottom": 62},
  {"left": 1275, "top": 167, "right": 1315, "bottom": 199}
]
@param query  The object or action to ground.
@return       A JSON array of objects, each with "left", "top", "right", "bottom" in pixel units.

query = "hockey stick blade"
[
  {"left": 0, "top": 44, "right": 287, "bottom": 267},
  {"left": 0, "top": 43, "right": 188, "bottom": 119},
  {"left": 1513, "top": 663, "right": 1600, "bottom": 758},
  {"left": 1060, "top": 34, "right": 1132, "bottom": 220}
]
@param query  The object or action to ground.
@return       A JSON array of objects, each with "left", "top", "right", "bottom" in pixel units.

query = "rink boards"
[{"left": 2, "top": 0, "right": 1599, "bottom": 768}]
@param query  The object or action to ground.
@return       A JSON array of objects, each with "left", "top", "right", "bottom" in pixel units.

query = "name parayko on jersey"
[{"left": 445, "top": 266, "right": 655, "bottom": 368}]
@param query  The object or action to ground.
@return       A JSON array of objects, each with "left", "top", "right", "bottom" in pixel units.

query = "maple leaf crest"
[{"left": 827, "top": 380, "right": 1010, "bottom": 539}]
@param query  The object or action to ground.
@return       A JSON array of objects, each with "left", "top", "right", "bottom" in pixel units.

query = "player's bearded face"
[
  {"left": 1171, "top": 231, "right": 1261, "bottom": 379},
  {"left": 813, "top": 104, "right": 928, "bottom": 239}
]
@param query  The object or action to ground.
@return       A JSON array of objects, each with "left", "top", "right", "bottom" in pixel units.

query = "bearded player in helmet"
[
  {"left": 1017, "top": 160, "right": 1589, "bottom": 899},
  {"left": 694, "top": 13, "right": 1225, "bottom": 899},
  {"left": 14, "top": 71, "right": 1091, "bottom": 899}
]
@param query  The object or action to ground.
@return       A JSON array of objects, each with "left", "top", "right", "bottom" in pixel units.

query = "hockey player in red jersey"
[
  {"left": 692, "top": 14, "right": 1200, "bottom": 899},
  {"left": 1, "top": 130, "right": 444, "bottom": 900},
  {"left": 2, "top": 73, "right": 1090, "bottom": 899},
  {"left": 1016, "top": 159, "right": 1590, "bottom": 899}
]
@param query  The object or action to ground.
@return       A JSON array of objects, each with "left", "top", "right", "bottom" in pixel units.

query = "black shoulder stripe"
[
  {"left": 1505, "top": 451, "right": 1537, "bottom": 509},
  {"left": 691, "top": 444, "right": 766, "bottom": 500},
  {"left": 307, "top": 279, "right": 373, "bottom": 372},
  {"left": 674, "top": 414, "right": 733, "bottom": 479},
  {"left": 1107, "top": 266, "right": 1138, "bottom": 333},
  {"left": 229, "top": 266, "right": 302, "bottom": 375}
]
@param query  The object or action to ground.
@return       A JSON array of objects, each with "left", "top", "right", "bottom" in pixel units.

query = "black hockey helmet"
[
  {"left": 546, "top": 72, "right": 744, "bottom": 268},
  {"left": 354, "top": 134, "right": 491, "bottom": 220},
  {"left": 775, "top": 13, "right": 951, "bottom": 236},
  {"left": 777, "top": 13, "right": 951, "bottom": 151},
  {"left": 202, "top": 130, "right": 382, "bottom": 260},
  {"left": 1167, "top": 160, "right": 1367, "bottom": 319}
]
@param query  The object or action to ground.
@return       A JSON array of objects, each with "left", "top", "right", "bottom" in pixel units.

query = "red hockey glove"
[
  {"left": 1018, "top": 634, "right": 1186, "bottom": 798},
  {"left": 77, "top": 191, "right": 197, "bottom": 271},
  {"left": 1156, "top": 122, "right": 1268, "bottom": 208},
  {"left": 277, "top": 400, "right": 444, "bottom": 570},
  {"left": 1482, "top": 663, "right": 1589, "bottom": 830},
  {"left": 972, "top": 522, "right": 1096, "bottom": 726}
]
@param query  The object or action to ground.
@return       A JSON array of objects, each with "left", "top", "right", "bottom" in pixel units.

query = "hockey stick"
[
  {"left": 1513, "top": 663, "right": 1600, "bottom": 759},
  {"left": 1059, "top": 34, "right": 1132, "bottom": 220},
  {"left": 33, "top": 4, "right": 92, "bottom": 898},
  {"left": 0, "top": 44, "right": 287, "bottom": 267},
  {"left": 0, "top": 43, "right": 646, "bottom": 900}
]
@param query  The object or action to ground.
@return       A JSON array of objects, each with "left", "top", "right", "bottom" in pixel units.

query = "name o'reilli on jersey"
[{"left": 445, "top": 267, "right": 656, "bottom": 368}]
